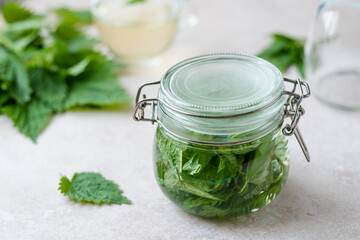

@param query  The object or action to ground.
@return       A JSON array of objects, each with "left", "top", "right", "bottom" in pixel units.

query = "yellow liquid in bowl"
[{"left": 94, "top": 1, "right": 179, "bottom": 65}]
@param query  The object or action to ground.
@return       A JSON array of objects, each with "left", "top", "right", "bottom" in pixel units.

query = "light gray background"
[{"left": 1, "top": 0, "right": 359, "bottom": 239}]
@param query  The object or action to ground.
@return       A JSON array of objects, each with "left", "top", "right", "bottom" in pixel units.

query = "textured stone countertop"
[{"left": 1, "top": 0, "right": 360, "bottom": 239}]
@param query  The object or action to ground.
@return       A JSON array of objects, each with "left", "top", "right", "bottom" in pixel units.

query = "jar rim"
[{"left": 159, "top": 53, "right": 285, "bottom": 117}]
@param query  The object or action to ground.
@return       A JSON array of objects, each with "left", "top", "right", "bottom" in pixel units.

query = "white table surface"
[{"left": 1, "top": 0, "right": 360, "bottom": 239}]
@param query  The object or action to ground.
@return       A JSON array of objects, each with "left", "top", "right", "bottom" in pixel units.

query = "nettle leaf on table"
[{"left": 59, "top": 172, "right": 131, "bottom": 205}]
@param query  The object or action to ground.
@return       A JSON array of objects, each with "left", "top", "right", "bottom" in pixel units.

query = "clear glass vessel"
[
  {"left": 91, "top": 0, "right": 194, "bottom": 67},
  {"left": 305, "top": 0, "right": 360, "bottom": 110},
  {"left": 133, "top": 53, "right": 311, "bottom": 218}
]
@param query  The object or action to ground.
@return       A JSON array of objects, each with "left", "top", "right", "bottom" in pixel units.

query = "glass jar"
[
  {"left": 133, "top": 53, "right": 311, "bottom": 218},
  {"left": 305, "top": 0, "right": 360, "bottom": 110},
  {"left": 91, "top": 0, "right": 197, "bottom": 67}
]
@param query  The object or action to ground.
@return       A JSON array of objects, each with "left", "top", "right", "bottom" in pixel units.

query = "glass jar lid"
[{"left": 160, "top": 53, "right": 284, "bottom": 116}]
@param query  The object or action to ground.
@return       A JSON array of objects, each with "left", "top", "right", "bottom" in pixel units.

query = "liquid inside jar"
[
  {"left": 154, "top": 125, "right": 289, "bottom": 218},
  {"left": 93, "top": 0, "right": 179, "bottom": 65}
]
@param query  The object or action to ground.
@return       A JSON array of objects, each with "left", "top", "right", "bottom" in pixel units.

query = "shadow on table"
[{"left": 175, "top": 177, "right": 338, "bottom": 228}]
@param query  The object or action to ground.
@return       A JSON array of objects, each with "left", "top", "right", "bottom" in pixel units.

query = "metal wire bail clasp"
[
  {"left": 283, "top": 78, "right": 311, "bottom": 162},
  {"left": 133, "top": 81, "right": 161, "bottom": 124},
  {"left": 133, "top": 78, "right": 312, "bottom": 162}
]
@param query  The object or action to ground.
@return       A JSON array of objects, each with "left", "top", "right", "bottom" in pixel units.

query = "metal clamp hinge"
[
  {"left": 282, "top": 78, "right": 311, "bottom": 162},
  {"left": 133, "top": 97, "right": 158, "bottom": 124},
  {"left": 133, "top": 81, "right": 161, "bottom": 124}
]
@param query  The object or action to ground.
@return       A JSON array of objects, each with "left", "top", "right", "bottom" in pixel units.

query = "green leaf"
[
  {"left": 52, "top": 37, "right": 98, "bottom": 68},
  {"left": 2, "top": 2, "right": 32, "bottom": 23},
  {"left": 257, "top": 33, "right": 306, "bottom": 78},
  {"left": 29, "top": 68, "right": 67, "bottom": 112},
  {"left": 10, "top": 57, "right": 32, "bottom": 103},
  {"left": 67, "top": 36, "right": 99, "bottom": 53},
  {"left": 273, "top": 33, "right": 296, "bottom": 43},
  {"left": 0, "top": 92, "right": 10, "bottom": 107},
  {"left": 127, "top": 0, "right": 147, "bottom": 5},
  {"left": 182, "top": 152, "right": 212, "bottom": 175},
  {"left": 54, "top": 8, "right": 92, "bottom": 25},
  {"left": 13, "top": 33, "right": 38, "bottom": 51},
  {"left": 257, "top": 40, "right": 288, "bottom": 60},
  {"left": 52, "top": 41, "right": 77, "bottom": 68},
  {"left": 244, "top": 142, "right": 275, "bottom": 185},
  {"left": 0, "top": 46, "right": 14, "bottom": 83},
  {"left": 64, "top": 59, "right": 130, "bottom": 109},
  {"left": 21, "top": 48, "right": 55, "bottom": 68},
  {"left": 0, "top": 45, "right": 32, "bottom": 103},
  {"left": 54, "top": 22, "right": 81, "bottom": 41},
  {"left": 67, "top": 58, "right": 91, "bottom": 76},
  {"left": 53, "top": 23, "right": 98, "bottom": 53},
  {"left": 59, "top": 176, "right": 71, "bottom": 194},
  {"left": 0, "top": 33, "right": 19, "bottom": 54},
  {"left": 5, "top": 18, "right": 49, "bottom": 33},
  {"left": 177, "top": 181, "right": 222, "bottom": 201},
  {"left": 263, "top": 53, "right": 293, "bottom": 73},
  {"left": 217, "top": 154, "right": 238, "bottom": 178},
  {"left": 58, "top": 172, "right": 131, "bottom": 205},
  {"left": 64, "top": 79, "right": 130, "bottom": 109},
  {"left": 2, "top": 99, "right": 53, "bottom": 142}
]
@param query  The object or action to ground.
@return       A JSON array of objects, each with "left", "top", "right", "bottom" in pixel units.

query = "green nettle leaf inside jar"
[{"left": 134, "top": 53, "right": 311, "bottom": 218}]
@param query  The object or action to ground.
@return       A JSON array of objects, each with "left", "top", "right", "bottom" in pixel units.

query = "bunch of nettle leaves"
[{"left": 0, "top": 3, "right": 130, "bottom": 142}]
